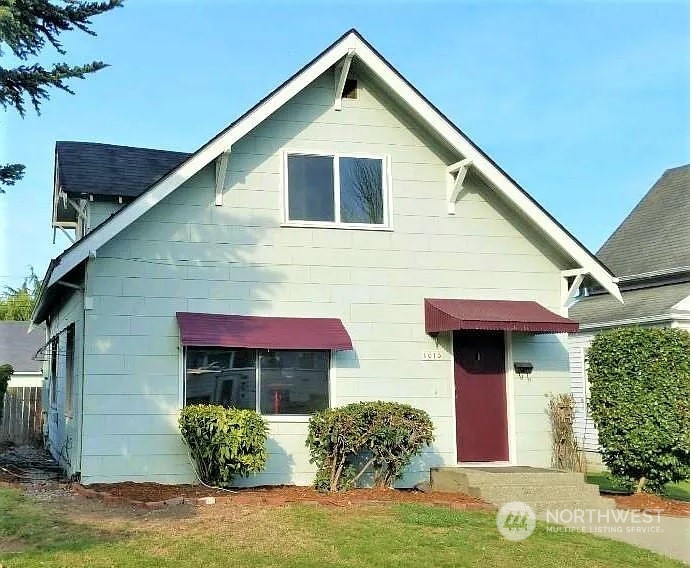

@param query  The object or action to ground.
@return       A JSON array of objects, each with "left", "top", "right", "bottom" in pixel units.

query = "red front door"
[{"left": 454, "top": 330, "right": 508, "bottom": 462}]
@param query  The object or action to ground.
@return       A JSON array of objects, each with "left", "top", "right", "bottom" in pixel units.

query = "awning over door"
[
  {"left": 176, "top": 312, "right": 353, "bottom": 350},
  {"left": 424, "top": 298, "right": 579, "bottom": 334}
]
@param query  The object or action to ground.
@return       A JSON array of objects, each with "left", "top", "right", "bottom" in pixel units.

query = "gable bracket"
[
  {"left": 64, "top": 196, "right": 88, "bottom": 223},
  {"left": 215, "top": 149, "right": 231, "bottom": 206},
  {"left": 446, "top": 158, "right": 472, "bottom": 214},
  {"left": 561, "top": 268, "right": 589, "bottom": 307},
  {"left": 334, "top": 49, "right": 355, "bottom": 111}
]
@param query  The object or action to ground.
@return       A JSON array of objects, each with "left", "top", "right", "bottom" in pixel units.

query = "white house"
[
  {"left": 568, "top": 165, "right": 690, "bottom": 463},
  {"left": 0, "top": 322, "right": 45, "bottom": 388},
  {"left": 31, "top": 29, "right": 621, "bottom": 486}
]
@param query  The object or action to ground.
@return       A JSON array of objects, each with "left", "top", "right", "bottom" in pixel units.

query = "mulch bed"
[
  {"left": 81, "top": 482, "right": 494, "bottom": 510},
  {"left": 612, "top": 492, "right": 689, "bottom": 517}
]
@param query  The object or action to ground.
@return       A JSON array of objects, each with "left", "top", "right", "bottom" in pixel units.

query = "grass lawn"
[
  {"left": 586, "top": 472, "right": 690, "bottom": 502},
  {"left": 0, "top": 486, "right": 685, "bottom": 567}
]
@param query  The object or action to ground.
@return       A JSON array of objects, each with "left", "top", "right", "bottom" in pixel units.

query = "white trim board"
[{"left": 33, "top": 29, "right": 620, "bottom": 323}]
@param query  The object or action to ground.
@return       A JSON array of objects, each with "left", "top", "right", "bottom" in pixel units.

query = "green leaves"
[
  {"left": 179, "top": 404, "right": 269, "bottom": 487},
  {"left": 306, "top": 401, "right": 435, "bottom": 491},
  {"left": 587, "top": 328, "right": 690, "bottom": 493}
]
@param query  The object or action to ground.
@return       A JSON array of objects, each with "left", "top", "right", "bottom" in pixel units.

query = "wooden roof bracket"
[
  {"left": 446, "top": 157, "right": 472, "bottom": 214},
  {"left": 215, "top": 149, "right": 231, "bottom": 206},
  {"left": 334, "top": 49, "right": 355, "bottom": 111},
  {"left": 561, "top": 268, "right": 590, "bottom": 307}
]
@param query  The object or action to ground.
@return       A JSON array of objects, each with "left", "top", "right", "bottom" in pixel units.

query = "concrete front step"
[
  {"left": 428, "top": 466, "right": 614, "bottom": 514},
  {"left": 432, "top": 467, "right": 585, "bottom": 488},
  {"left": 468, "top": 482, "right": 603, "bottom": 502}
]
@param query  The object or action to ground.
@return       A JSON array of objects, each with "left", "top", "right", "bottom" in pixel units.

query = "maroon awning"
[
  {"left": 424, "top": 298, "right": 579, "bottom": 334},
  {"left": 176, "top": 312, "right": 353, "bottom": 350}
]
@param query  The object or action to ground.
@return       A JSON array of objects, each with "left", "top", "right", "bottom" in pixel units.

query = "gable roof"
[
  {"left": 0, "top": 322, "right": 45, "bottom": 373},
  {"left": 569, "top": 281, "right": 689, "bottom": 327},
  {"left": 33, "top": 28, "right": 622, "bottom": 324},
  {"left": 597, "top": 165, "right": 690, "bottom": 278},
  {"left": 56, "top": 141, "right": 190, "bottom": 199}
]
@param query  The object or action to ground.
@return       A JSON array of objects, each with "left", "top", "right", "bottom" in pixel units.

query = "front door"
[{"left": 454, "top": 330, "right": 508, "bottom": 462}]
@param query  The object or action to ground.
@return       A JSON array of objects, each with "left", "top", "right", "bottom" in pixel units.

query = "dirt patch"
[
  {"left": 83, "top": 482, "right": 494, "bottom": 510},
  {"left": 613, "top": 492, "right": 689, "bottom": 517}
]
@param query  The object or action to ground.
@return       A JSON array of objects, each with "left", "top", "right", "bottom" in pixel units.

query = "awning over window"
[
  {"left": 424, "top": 298, "right": 579, "bottom": 334},
  {"left": 176, "top": 312, "right": 353, "bottom": 350}
]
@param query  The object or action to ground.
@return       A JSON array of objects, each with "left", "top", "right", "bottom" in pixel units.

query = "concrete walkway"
[{"left": 543, "top": 509, "right": 690, "bottom": 564}]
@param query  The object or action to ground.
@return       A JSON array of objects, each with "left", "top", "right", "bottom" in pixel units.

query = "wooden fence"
[{"left": 0, "top": 387, "right": 43, "bottom": 444}]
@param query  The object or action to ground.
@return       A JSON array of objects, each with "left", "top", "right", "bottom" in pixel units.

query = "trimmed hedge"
[
  {"left": 0, "top": 364, "right": 13, "bottom": 425},
  {"left": 179, "top": 404, "right": 269, "bottom": 487},
  {"left": 306, "top": 401, "right": 434, "bottom": 491},
  {"left": 587, "top": 328, "right": 690, "bottom": 493}
]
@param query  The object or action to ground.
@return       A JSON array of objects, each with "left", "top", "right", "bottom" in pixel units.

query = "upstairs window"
[{"left": 285, "top": 152, "right": 388, "bottom": 228}]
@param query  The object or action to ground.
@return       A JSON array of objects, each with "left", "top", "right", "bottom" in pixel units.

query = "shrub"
[
  {"left": 548, "top": 393, "right": 583, "bottom": 472},
  {"left": 306, "top": 401, "right": 434, "bottom": 491},
  {"left": 587, "top": 328, "right": 690, "bottom": 493},
  {"left": 0, "top": 364, "right": 13, "bottom": 425},
  {"left": 179, "top": 404, "right": 269, "bottom": 487}
]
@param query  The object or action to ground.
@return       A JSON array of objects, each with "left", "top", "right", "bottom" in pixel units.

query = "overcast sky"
[{"left": 0, "top": 1, "right": 689, "bottom": 288}]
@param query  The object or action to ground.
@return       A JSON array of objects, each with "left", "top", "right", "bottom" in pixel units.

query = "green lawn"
[
  {"left": 585, "top": 472, "right": 690, "bottom": 502},
  {"left": 0, "top": 486, "right": 684, "bottom": 567}
]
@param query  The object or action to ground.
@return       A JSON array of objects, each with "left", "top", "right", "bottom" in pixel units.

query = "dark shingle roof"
[
  {"left": 569, "top": 282, "right": 689, "bottom": 326},
  {"left": 56, "top": 141, "right": 191, "bottom": 199},
  {"left": 597, "top": 165, "right": 690, "bottom": 277},
  {"left": 0, "top": 322, "right": 46, "bottom": 373}
]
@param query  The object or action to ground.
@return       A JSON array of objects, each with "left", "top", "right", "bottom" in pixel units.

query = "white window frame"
[
  {"left": 64, "top": 324, "right": 75, "bottom": 418},
  {"left": 49, "top": 336, "right": 58, "bottom": 408},
  {"left": 282, "top": 150, "right": 393, "bottom": 230},
  {"left": 183, "top": 347, "right": 333, "bottom": 421}
]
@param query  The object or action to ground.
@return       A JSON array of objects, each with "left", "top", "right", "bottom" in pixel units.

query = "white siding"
[
  {"left": 568, "top": 331, "right": 600, "bottom": 454},
  {"left": 45, "top": 289, "right": 84, "bottom": 475},
  {"left": 7, "top": 373, "right": 43, "bottom": 388},
  {"left": 80, "top": 69, "right": 573, "bottom": 485}
]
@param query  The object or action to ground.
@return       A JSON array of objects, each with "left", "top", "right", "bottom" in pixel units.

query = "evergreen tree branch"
[
  {"left": 0, "top": 163, "right": 26, "bottom": 191},
  {"left": 0, "top": 60, "right": 107, "bottom": 116},
  {"left": 0, "top": 0, "right": 123, "bottom": 58}
]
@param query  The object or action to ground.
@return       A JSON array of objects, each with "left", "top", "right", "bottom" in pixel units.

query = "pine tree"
[{"left": 0, "top": 0, "right": 123, "bottom": 191}]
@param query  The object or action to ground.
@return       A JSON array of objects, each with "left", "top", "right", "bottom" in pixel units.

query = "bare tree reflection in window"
[{"left": 340, "top": 157, "right": 384, "bottom": 224}]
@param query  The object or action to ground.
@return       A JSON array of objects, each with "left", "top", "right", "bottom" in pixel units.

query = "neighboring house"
[
  {"left": 0, "top": 322, "right": 45, "bottom": 387},
  {"left": 31, "top": 29, "right": 621, "bottom": 485},
  {"left": 569, "top": 165, "right": 690, "bottom": 462}
]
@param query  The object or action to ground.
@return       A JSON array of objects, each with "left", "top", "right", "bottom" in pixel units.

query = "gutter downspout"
[{"left": 76, "top": 259, "right": 89, "bottom": 479}]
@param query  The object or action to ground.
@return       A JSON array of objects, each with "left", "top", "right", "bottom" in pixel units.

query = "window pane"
[
  {"left": 259, "top": 350, "right": 329, "bottom": 415},
  {"left": 287, "top": 154, "right": 335, "bottom": 222},
  {"left": 185, "top": 348, "right": 256, "bottom": 409},
  {"left": 339, "top": 157, "right": 383, "bottom": 224}
]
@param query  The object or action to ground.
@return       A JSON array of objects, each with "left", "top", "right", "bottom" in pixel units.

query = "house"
[
  {"left": 30, "top": 29, "right": 621, "bottom": 486},
  {"left": 0, "top": 322, "right": 45, "bottom": 444},
  {"left": 568, "top": 165, "right": 690, "bottom": 464},
  {"left": 0, "top": 322, "right": 45, "bottom": 388}
]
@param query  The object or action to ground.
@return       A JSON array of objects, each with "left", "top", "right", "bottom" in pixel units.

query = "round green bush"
[
  {"left": 307, "top": 401, "right": 434, "bottom": 491},
  {"left": 587, "top": 328, "right": 689, "bottom": 492},
  {"left": 179, "top": 404, "right": 269, "bottom": 487}
]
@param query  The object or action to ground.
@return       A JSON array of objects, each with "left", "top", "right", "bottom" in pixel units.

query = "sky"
[{"left": 0, "top": 1, "right": 689, "bottom": 289}]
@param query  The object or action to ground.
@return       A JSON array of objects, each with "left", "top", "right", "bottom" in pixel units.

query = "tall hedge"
[
  {"left": 0, "top": 364, "right": 13, "bottom": 425},
  {"left": 587, "top": 328, "right": 689, "bottom": 492}
]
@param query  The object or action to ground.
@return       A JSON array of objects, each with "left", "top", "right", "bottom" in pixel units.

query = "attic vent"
[{"left": 342, "top": 78, "right": 358, "bottom": 99}]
